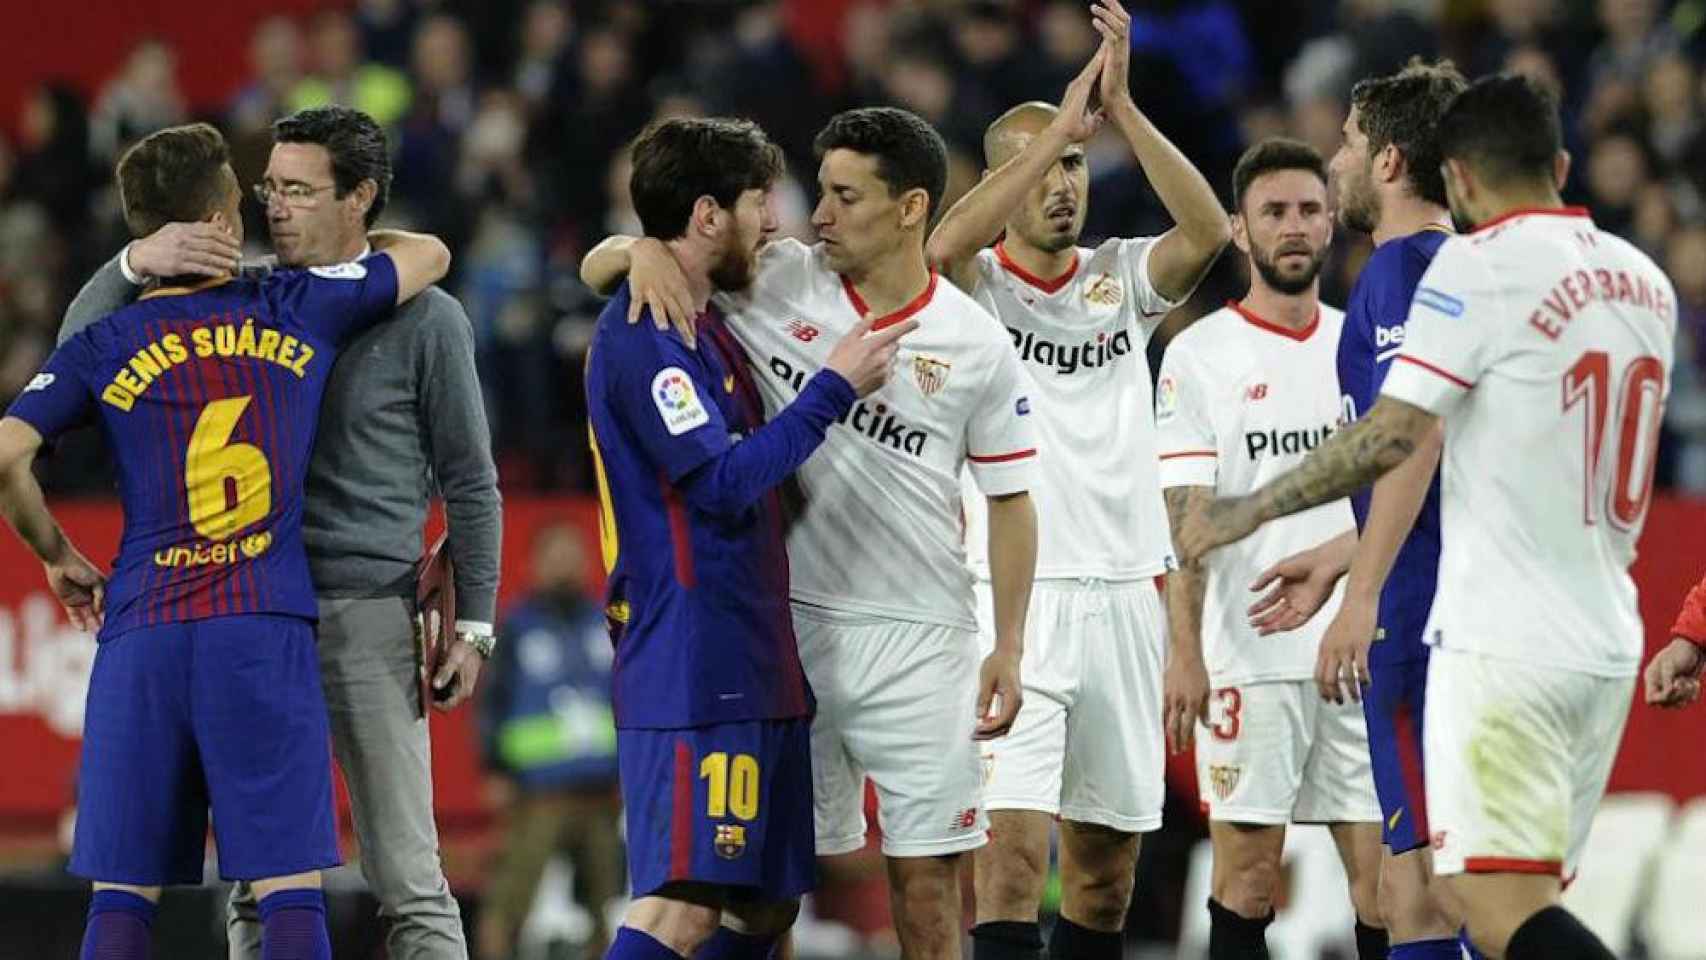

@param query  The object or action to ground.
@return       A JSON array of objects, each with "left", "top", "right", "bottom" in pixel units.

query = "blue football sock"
[
  {"left": 693, "top": 926, "right": 778, "bottom": 960},
  {"left": 609, "top": 926, "right": 688, "bottom": 960},
  {"left": 80, "top": 889, "right": 157, "bottom": 960},
  {"left": 1389, "top": 938, "right": 1461, "bottom": 960},
  {"left": 257, "top": 888, "right": 331, "bottom": 960}
]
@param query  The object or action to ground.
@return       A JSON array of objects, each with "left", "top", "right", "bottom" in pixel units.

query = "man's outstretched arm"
[{"left": 1178, "top": 397, "right": 1437, "bottom": 563}]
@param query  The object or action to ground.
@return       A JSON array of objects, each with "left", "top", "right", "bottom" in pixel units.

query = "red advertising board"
[{"left": 2, "top": 494, "right": 1703, "bottom": 838}]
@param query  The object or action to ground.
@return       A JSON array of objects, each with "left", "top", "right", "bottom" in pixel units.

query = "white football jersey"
[
  {"left": 960, "top": 238, "right": 1179, "bottom": 581},
  {"left": 1157, "top": 302, "right": 1356, "bottom": 685},
  {"left": 713, "top": 238, "right": 1040, "bottom": 630},
  {"left": 1382, "top": 208, "right": 1675, "bottom": 677}
]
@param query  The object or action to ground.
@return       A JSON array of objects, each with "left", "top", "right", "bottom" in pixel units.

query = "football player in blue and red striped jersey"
[
  {"left": 0, "top": 122, "right": 449, "bottom": 960},
  {"left": 586, "top": 117, "right": 912, "bottom": 960}
]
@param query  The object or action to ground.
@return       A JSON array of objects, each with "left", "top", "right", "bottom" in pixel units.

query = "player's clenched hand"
[
  {"left": 1049, "top": 42, "right": 1107, "bottom": 144},
  {"left": 1315, "top": 595, "right": 1376, "bottom": 704},
  {"left": 823, "top": 314, "right": 919, "bottom": 397},
  {"left": 44, "top": 548, "right": 106, "bottom": 632},
  {"left": 431, "top": 638, "right": 486, "bottom": 712},
  {"left": 127, "top": 221, "right": 242, "bottom": 280},
  {"left": 1162, "top": 651, "right": 1209, "bottom": 754},
  {"left": 974, "top": 647, "right": 1023, "bottom": 740},
  {"left": 1178, "top": 495, "right": 1260, "bottom": 566},
  {"left": 1643, "top": 638, "right": 1705, "bottom": 708},
  {"left": 626, "top": 237, "right": 698, "bottom": 347},
  {"left": 1090, "top": 0, "right": 1134, "bottom": 108},
  {"left": 1247, "top": 547, "right": 1340, "bottom": 635}
]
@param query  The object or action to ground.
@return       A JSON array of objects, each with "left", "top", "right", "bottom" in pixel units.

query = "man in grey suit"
[{"left": 62, "top": 105, "right": 502, "bottom": 960}]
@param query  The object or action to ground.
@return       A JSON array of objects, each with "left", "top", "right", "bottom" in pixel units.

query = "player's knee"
[
  {"left": 976, "top": 838, "right": 1049, "bottom": 914},
  {"left": 1061, "top": 849, "right": 1138, "bottom": 930}
]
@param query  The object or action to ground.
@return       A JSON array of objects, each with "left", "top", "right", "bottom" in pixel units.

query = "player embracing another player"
[{"left": 1181, "top": 73, "right": 1677, "bottom": 960}]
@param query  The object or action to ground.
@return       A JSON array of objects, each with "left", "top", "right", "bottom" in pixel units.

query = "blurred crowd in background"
[{"left": 2, "top": 0, "right": 1706, "bottom": 494}]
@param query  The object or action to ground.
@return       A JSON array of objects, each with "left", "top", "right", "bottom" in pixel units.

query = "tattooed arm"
[
  {"left": 1162, "top": 485, "right": 1212, "bottom": 754},
  {"left": 1177, "top": 397, "right": 1438, "bottom": 563}
]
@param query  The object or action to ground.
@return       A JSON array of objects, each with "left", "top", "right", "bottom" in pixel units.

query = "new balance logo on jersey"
[
  {"left": 1009, "top": 326, "right": 1132, "bottom": 375},
  {"left": 1245, "top": 422, "right": 1336, "bottom": 459},
  {"left": 768, "top": 356, "right": 928, "bottom": 456},
  {"left": 950, "top": 807, "right": 978, "bottom": 830},
  {"left": 785, "top": 319, "right": 820, "bottom": 342}
]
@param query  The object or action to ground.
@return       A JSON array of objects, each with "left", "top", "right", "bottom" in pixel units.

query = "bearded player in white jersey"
[
  {"left": 1158, "top": 138, "right": 1385, "bottom": 959},
  {"left": 1181, "top": 74, "right": 1675, "bottom": 960},
  {"left": 922, "top": 4, "right": 1229, "bottom": 957},
  {"left": 583, "top": 107, "right": 1040, "bottom": 960}
]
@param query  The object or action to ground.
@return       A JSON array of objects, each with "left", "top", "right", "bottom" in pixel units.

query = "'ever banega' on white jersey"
[
  {"left": 1156, "top": 302, "right": 1356, "bottom": 685},
  {"left": 1381, "top": 208, "right": 1675, "bottom": 677},
  {"left": 960, "top": 238, "right": 1180, "bottom": 582},
  {"left": 713, "top": 238, "right": 1040, "bottom": 631}
]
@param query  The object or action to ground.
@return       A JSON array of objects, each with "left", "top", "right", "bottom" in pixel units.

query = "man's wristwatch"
[{"left": 455, "top": 620, "right": 496, "bottom": 658}]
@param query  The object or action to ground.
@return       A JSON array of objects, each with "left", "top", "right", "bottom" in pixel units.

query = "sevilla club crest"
[{"left": 913, "top": 356, "right": 951, "bottom": 396}]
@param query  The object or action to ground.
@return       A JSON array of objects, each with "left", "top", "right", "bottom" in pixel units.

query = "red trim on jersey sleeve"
[
  {"left": 1227, "top": 300, "right": 1319, "bottom": 342},
  {"left": 1159, "top": 449, "right": 1217, "bottom": 460},
  {"left": 661, "top": 477, "right": 697, "bottom": 588},
  {"left": 1471, "top": 205, "right": 1592, "bottom": 235},
  {"left": 1672, "top": 573, "right": 1706, "bottom": 646},
  {"left": 841, "top": 272, "right": 939, "bottom": 331},
  {"left": 670, "top": 739, "right": 694, "bottom": 881},
  {"left": 995, "top": 240, "right": 1080, "bottom": 293},
  {"left": 968, "top": 448, "right": 1037, "bottom": 464},
  {"left": 1462, "top": 857, "right": 1562, "bottom": 876},
  {"left": 1394, "top": 354, "right": 1474, "bottom": 389}
]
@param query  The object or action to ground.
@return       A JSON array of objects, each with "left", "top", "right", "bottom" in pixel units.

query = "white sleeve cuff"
[
  {"left": 1158, "top": 450, "right": 1217, "bottom": 488},
  {"left": 118, "top": 243, "right": 144, "bottom": 285},
  {"left": 454, "top": 619, "right": 493, "bottom": 638}
]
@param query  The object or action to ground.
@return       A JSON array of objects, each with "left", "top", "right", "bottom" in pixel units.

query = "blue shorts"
[
  {"left": 1363, "top": 650, "right": 1431, "bottom": 853},
  {"left": 618, "top": 719, "right": 815, "bottom": 901},
  {"left": 70, "top": 615, "right": 340, "bottom": 885}
]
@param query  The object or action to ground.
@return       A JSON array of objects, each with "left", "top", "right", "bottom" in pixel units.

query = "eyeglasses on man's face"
[{"left": 252, "top": 181, "right": 337, "bottom": 208}]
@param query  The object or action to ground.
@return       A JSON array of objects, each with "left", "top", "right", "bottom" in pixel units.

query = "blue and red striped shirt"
[
  {"left": 7, "top": 258, "right": 399, "bottom": 639},
  {"left": 586, "top": 284, "right": 848, "bottom": 729}
]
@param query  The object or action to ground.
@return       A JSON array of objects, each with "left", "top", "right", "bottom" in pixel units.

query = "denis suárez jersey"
[
  {"left": 713, "top": 238, "right": 1039, "bottom": 631},
  {"left": 1381, "top": 208, "right": 1675, "bottom": 677},
  {"left": 1156, "top": 302, "right": 1355, "bottom": 684},
  {"left": 960, "top": 237, "right": 1180, "bottom": 582}
]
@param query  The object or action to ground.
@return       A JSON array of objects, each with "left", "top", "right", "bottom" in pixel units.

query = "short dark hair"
[
  {"left": 115, "top": 122, "right": 233, "bottom": 238},
  {"left": 1232, "top": 137, "right": 1327, "bottom": 213},
  {"left": 1436, "top": 73, "right": 1562, "bottom": 188},
  {"left": 813, "top": 107, "right": 948, "bottom": 219},
  {"left": 1349, "top": 58, "right": 1468, "bottom": 206},
  {"left": 628, "top": 118, "right": 784, "bottom": 240},
  {"left": 272, "top": 105, "right": 392, "bottom": 227}
]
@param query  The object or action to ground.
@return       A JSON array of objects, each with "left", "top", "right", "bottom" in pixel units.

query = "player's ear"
[
  {"left": 899, "top": 187, "right": 930, "bottom": 230},
  {"left": 1377, "top": 143, "right": 1402, "bottom": 184},
  {"left": 1553, "top": 150, "right": 1571, "bottom": 191},
  {"left": 690, "top": 195, "right": 722, "bottom": 239},
  {"left": 1229, "top": 211, "right": 1249, "bottom": 254}
]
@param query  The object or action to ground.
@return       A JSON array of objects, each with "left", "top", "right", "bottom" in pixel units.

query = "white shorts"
[
  {"left": 1424, "top": 647, "right": 1632, "bottom": 880},
  {"left": 792, "top": 604, "right": 986, "bottom": 859},
  {"left": 1194, "top": 679, "right": 1381, "bottom": 826},
  {"left": 974, "top": 578, "right": 1167, "bottom": 832}
]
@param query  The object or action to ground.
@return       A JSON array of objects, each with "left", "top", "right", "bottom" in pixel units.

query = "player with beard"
[
  {"left": 1248, "top": 61, "right": 1473, "bottom": 960},
  {"left": 1156, "top": 139, "right": 1385, "bottom": 959},
  {"left": 585, "top": 107, "right": 1041, "bottom": 960},
  {"left": 923, "top": 4, "right": 1230, "bottom": 957},
  {"left": 585, "top": 118, "right": 914, "bottom": 960},
  {"left": 1179, "top": 74, "right": 1675, "bottom": 960}
]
